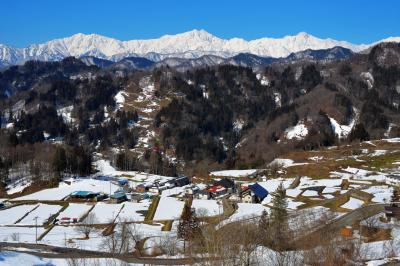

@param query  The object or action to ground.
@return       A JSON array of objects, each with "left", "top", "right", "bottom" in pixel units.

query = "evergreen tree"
[
  {"left": 269, "top": 182, "right": 290, "bottom": 250},
  {"left": 270, "top": 182, "right": 288, "bottom": 225},
  {"left": 177, "top": 204, "right": 200, "bottom": 252}
]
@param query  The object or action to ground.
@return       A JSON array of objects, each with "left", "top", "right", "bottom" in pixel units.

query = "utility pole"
[{"left": 34, "top": 216, "right": 39, "bottom": 243}]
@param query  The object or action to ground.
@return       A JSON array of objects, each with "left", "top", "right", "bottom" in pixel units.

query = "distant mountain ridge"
[
  {"left": 88, "top": 46, "right": 354, "bottom": 71},
  {"left": 3, "top": 29, "right": 398, "bottom": 67}
]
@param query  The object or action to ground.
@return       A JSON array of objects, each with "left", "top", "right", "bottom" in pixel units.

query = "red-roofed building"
[{"left": 206, "top": 185, "right": 228, "bottom": 198}]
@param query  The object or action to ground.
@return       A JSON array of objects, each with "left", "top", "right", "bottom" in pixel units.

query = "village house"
[
  {"left": 239, "top": 183, "right": 268, "bottom": 203},
  {"left": 206, "top": 185, "right": 228, "bottom": 199},
  {"left": 214, "top": 178, "right": 235, "bottom": 193}
]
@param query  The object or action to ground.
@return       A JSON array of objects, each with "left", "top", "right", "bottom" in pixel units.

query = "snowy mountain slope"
[
  {"left": 79, "top": 56, "right": 114, "bottom": 67},
  {"left": 1, "top": 29, "right": 389, "bottom": 67}
]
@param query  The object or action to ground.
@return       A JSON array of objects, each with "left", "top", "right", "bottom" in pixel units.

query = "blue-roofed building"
[
  {"left": 118, "top": 179, "right": 128, "bottom": 186},
  {"left": 248, "top": 183, "right": 269, "bottom": 203},
  {"left": 96, "top": 176, "right": 111, "bottom": 181},
  {"left": 70, "top": 191, "right": 97, "bottom": 197},
  {"left": 70, "top": 191, "right": 101, "bottom": 201}
]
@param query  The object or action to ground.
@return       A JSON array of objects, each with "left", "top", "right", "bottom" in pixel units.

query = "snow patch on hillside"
[
  {"left": 114, "top": 91, "right": 127, "bottom": 109},
  {"left": 360, "top": 72, "right": 374, "bottom": 89},
  {"left": 57, "top": 106, "right": 74, "bottom": 124},
  {"left": 233, "top": 119, "right": 245, "bottom": 132},
  {"left": 273, "top": 92, "right": 281, "bottom": 107},
  {"left": 329, "top": 111, "right": 357, "bottom": 139},
  {"left": 285, "top": 122, "right": 308, "bottom": 140},
  {"left": 256, "top": 74, "right": 269, "bottom": 86}
]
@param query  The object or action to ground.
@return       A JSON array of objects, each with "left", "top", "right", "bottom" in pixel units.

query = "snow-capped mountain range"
[{"left": 1, "top": 29, "right": 399, "bottom": 67}]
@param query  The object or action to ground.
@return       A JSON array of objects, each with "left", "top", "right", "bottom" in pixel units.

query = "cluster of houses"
[
  {"left": 130, "top": 175, "right": 271, "bottom": 204},
  {"left": 197, "top": 178, "right": 270, "bottom": 203},
  {"left": 66, "top": 174, "right": 275, "bottom": 205}
]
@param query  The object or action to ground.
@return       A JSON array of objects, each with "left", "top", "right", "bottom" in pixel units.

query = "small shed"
[{"left": 111, "top": 192, "right": 128, "bottom": 203}]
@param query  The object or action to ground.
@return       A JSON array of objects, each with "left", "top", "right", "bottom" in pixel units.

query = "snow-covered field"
[
  {"left": 210, "top": 169, "right": 257, "bottom": 177},
  {"left": 116, "top": 202, "right": 150, "bottom": 222},
  {"left": 222, "top": 203, "right": 269, "bottom": 226},
  {"left": 87, "top": 203, "right": 122, "bottom": 224},
  {"left": 57, "top": 203, "right": 92, "bottom": 220},
  {"left": 302, "top": 190, "right": 320, "bottom": 197},
  {"left": 0, "top": 226, "right": 45, "bottom": 243},
  {"left": 362, "top": 186, "right": 393, "bottom": 203},
  {"left": 192, "top": 199, "right": 221, "bottom": 217},
  {"left": 41, "top": 225, "right": 105, "bottom": 251},
  {"left": 287, "top": 200, "right": 304, "bottom": 210},
  {"left": 153, "top": 197, "right": 185, "bottom": 221},
  {"left": 0, "top": 204, "right": 38, "bottom": 225},
  {"left": 18, "top": 204, "right": 62, "bottom": 226},
  {"left": 94, "top": 159, "right": 175, "bottom": 187},
  {"left": 13, "top": 178, "right": 120, "bottom": 201},
  {"left": 258, "top": 178, "right": 294, "bottom": 193},
  {"left": 341, "top": 197, "right": 364, "bottom": 210}
]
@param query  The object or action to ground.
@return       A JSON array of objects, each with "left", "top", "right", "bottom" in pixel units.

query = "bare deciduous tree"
[
  {"left": 75, "top": 212, "right": 98, "bottom": 239},
  {"left": 101, "top": 222, "right": 142, "bottom": 255}
]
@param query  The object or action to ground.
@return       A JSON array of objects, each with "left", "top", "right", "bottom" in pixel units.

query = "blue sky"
[{"left": 1, "top": 0, "right": 399, "bottom": 47}]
